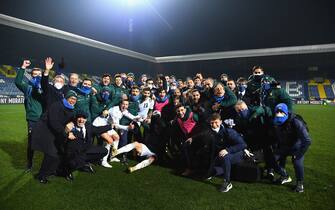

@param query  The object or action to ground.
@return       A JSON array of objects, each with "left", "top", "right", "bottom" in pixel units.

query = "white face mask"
[
  {"left": 147, "top": 84, "right": 153, "bottom": 89},
  {"left": 54, "top": 82, "right": 63, "bottom": 90},
  {"left": 211, "top": 127, "right": 220, "bottom": 133}
]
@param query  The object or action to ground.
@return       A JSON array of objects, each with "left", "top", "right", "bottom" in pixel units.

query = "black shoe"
[
  {"left": 120, "top": 155, "right": 128, "bottom": 165},
  {"left": 204, "top": 169, "right": 216, "bottom": 180},
  {"left": 266, "top": 169, "right": 275, "bottom": 181},
  {"left": 25, "top": 167, "right": 32, "bottom": 173},
  {"left": 79, "top": 164, "right": 95, "bottom": 173},
  {"left": 294, "top": 181, "right": 304, "bottom": 193},
  {"left": 219, "top": 180, "right": 232, "bottom": 193},
  {"left": 35, "top": 174, "right": 48, "bottom": 184},
  {"left": 65, "top": 173, "right": 74, "bottom": 181}
]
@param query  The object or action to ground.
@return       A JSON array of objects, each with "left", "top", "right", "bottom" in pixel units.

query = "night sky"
[{"left": 0, "top": 0, "right": 334, "bottom": 79}]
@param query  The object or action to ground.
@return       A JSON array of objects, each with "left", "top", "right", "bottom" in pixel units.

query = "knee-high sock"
[
  {"left": 132, "top": 158, "right": 154, "bottom": 171},
  {"left": 113, "top": 140, "right": 119, "bottom": 150},
  {"left": 117, "top": 142, "right": 135, "bottom": 155},
  {"left": 102, "top": 143, "right": 111, "bottom": 162}
]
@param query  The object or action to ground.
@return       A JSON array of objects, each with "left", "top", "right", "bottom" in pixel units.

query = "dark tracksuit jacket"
[
  {"left": 272, "top": 114, "right": 311, "bottom": 180},
  {"left": 264, "top": 87, "right": 293, "bottom": 113},
  {"left": 15, "top": 68, "right": 43, "bottom": 122},
  {"left": 209, "top": 125, "right": 247, "bottom": 181},
  {"left": 74, "top": 90, "right": 93, "bottom": 122},
  {"left": 273, "top": 114, "right": 311, "bottom": 159},
  {"left": 210, "top": 86, "right": 237, "bottom": 119}
]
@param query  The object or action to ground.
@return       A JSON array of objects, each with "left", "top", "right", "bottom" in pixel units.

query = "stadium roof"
[{"left": 0, "top": 0, "right": 334, "bottom": 76}]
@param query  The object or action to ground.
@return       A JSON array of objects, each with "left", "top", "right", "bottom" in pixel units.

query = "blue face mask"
[
  {"left": 79, "top": 86, "right": 91, "bottom": 95},
  {"left": 130, "top": 94, "right": 141, "bottom": 102},
  {"left": 214, "top": 95, "right": 225, "bottom": 103},
  {"left": 238, "top": 84, "right": 247, "bottom": 92},
  {"left": 262, "top": 83, "right": 271, "bottom": 91},
  {"left": 239, "top": 109, "right": 250, "bottom": 119},
  {"left": 126, "top": 80, "right": 135, "bottom": 87},
  {"left": 30, "top": 76, "right": 42, "bottom": 89},
  {"left": 157, "top": 95, "right": 168, "bottom": 102},
  {"left": 101, "top": 92, "right": 110, "bottom": 101},
  {"left": 62, "top": 98, "right": 74, "bottom": 110},
  {"left": 273, "top": 115, "right": 288, "bottom": 126}
]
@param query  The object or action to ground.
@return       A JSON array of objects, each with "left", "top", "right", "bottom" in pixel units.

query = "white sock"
[
  {"left": 132, "top": 158, "right": 154, "bottom": 171},
  {"left": 113, "top": 140, "right": 119, "bottom": 150},
  {"left": 117, "top": 142, "right": 135, "bottom": 155},
  {"left": 102, "top": 143, "right": 111, "bottom": 162}
]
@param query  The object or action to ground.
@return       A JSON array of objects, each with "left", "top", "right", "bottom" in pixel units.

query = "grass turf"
[{"left": 0, "top": 104, "right": 334, "bottom": 210}]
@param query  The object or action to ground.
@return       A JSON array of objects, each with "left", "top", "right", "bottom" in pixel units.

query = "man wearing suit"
[{"left": 64, "top": 110, "right": 111, "bottom": 180}]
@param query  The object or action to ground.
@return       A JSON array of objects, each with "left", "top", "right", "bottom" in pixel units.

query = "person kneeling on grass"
[
  {"left": 271, "top": 103, "right": 311, "bottom": 193},
  {"left": 111, "top": 141, "right": 156, "bottom": 173},
  {"left": 63, "top": 110, "right": 114, "bottom": 181},
  {"left": 207, "top": 113, "right": 247, "bottom": 193}
]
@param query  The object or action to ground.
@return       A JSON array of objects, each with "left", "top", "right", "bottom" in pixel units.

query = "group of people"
[{"left": 15, "top": 58, "right": 311, "bottom": 193}]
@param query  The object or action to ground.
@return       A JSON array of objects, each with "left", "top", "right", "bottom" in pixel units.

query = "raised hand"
[
  {"left": 21, "top": 60, "right": 31, "bottom": 69},
  {"left": 45, "top": 57, "right": 54, "bottom": 70}
]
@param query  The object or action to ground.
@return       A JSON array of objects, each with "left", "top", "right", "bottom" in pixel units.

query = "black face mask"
[
  {"left": 253, "top": 74, "right": 264, "bottom": 82},
  {"left": 221, "top": 80, "right": 227, "bottom": 86}
]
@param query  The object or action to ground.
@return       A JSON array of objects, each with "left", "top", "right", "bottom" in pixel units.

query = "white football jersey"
[{"left": 138, "top": 98, "right": 154, "bottom": 118}]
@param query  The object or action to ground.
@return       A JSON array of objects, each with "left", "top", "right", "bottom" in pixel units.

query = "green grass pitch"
[{"left": 0, "top": 104, "right": 334, "bottom": 210}]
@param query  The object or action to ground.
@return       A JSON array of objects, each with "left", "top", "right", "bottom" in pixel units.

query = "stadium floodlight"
[{"left": 127, "top": 0, "right": 140, "bottom": 7}]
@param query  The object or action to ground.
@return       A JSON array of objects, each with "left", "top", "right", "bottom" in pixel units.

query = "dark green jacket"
[
  {"left": 90, "top": 94, "right": 119, "bottom": 120},
  {"left": 75, "top": 92, "right": 93, "bottom": 122},
  {"left": 112, "top": 84, "right": 129, "bottom": 101},
  {"left": 120, "top": 99, "right": 139, "bottom": 126},
  {"left": 264, "top": 88, "right": 292, "bottom": 113},
  {"left": 15, "top": 68, "right": 43, "bottom": 121}
]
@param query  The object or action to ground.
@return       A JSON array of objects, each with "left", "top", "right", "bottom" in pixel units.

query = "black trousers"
[
  {"left": 38, "top": 153, "right": 60, "bottom": 178},
  {"left": 65, "top": 141, "right": 107, "bottom": 172},
  {"left": 27, "top": 120, "right": 37, "bottom": 168}
]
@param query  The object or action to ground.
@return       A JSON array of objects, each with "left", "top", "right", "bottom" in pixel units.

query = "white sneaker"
[
  {"left": 109, "top": 157, "right": 120, "bottom": 163},
  {"left": 128, "top": 167, "right": 135, "bottom": 173},
  {"left": 101, "top": 161, "right": 113, "bottom": 168}
]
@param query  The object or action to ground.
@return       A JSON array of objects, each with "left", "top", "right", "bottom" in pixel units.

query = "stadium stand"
[
  {"left": 280, "top": 81, "right": 305, "bottom": 100},
  {"left": 1, "top": 64, "right": 334, "bottom": 101},
  {"left": 0, "top": 74, "right": 23, "bottom": 96}
]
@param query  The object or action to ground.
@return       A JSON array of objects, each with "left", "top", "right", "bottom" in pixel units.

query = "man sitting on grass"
[{"left": 111, "top": 141, "right": 156, "bottom": 173}]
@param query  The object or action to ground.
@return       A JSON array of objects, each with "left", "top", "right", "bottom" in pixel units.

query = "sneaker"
[
  {"left": 276, "top": 176, "right": 292, "bottom": 185},
  {"left": 120, "top": 155, "right": 128, "bottom": 165},
  {"left": 294, "top": 181, "right": 304, "bottom": 193},
  {"left": 128, "top": 167, "right": 135, "bottom": 173},
  {"left": 267, "top": 169, "right": 275, "bottom": 181},
  {"left": 109, "top": 157, "right": 121, "bottom": 163},
  {"left": 101, "top": 161, "right": 113, "bottom": 168},
  {"left": 219, "top": 181, "right": 233, "bottom": 193}
]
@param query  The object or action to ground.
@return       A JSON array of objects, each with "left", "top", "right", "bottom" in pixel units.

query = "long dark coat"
[{"left": 31, "top": 101, "right": 75, "bottom": 157}]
